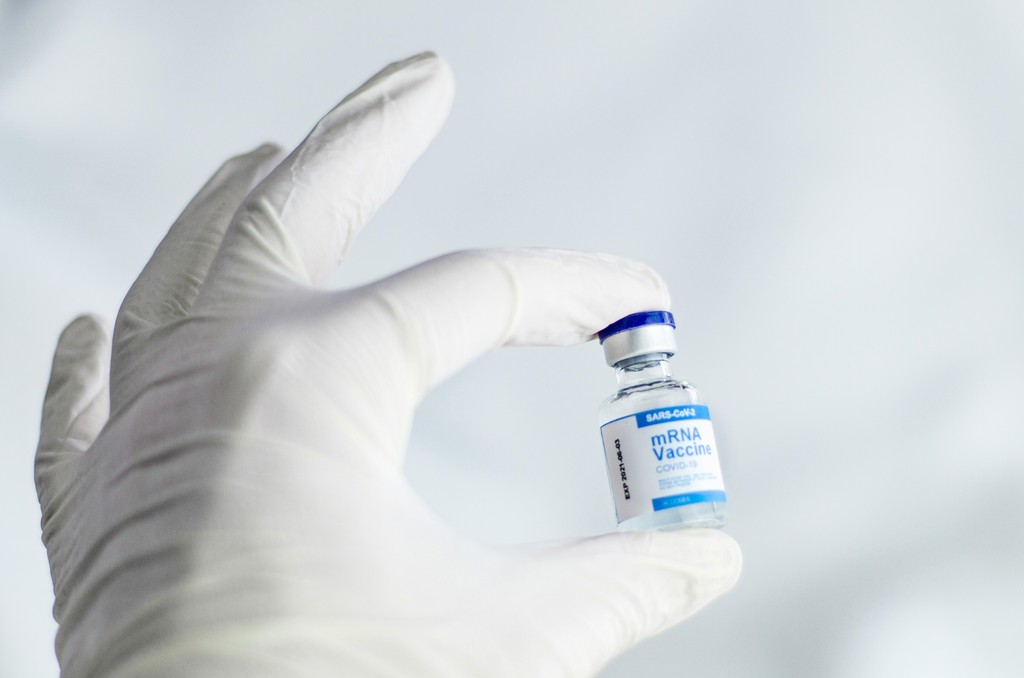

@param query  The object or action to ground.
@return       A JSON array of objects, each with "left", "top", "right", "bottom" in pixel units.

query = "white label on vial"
[{"left": 600, "top": 404, "right": 726, "bottom": 523}]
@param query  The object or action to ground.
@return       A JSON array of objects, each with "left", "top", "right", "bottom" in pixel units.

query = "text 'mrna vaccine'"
[{"left": 597, "top": 311, "right": 727, "bottom": 530}]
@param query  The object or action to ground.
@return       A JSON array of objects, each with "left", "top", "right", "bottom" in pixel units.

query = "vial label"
[{"left": 600, "top": 404, "right": 726, "bottom": 523}]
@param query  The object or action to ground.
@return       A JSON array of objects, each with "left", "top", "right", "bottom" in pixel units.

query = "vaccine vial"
[{"left": 597, "top": 311, "right": 727, "bottom": 531}]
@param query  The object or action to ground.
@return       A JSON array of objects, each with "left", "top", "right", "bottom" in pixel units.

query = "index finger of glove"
[
  {"left": 196, "top": 52, "right": 454, "bottom": 309},
  {"left": 359, "top": 248, "right": 671, "bottom": 402}
]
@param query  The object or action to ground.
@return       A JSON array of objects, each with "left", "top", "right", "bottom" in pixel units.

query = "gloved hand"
[{"left": 35, "top": 52, "right": 741, "bottom": 677}]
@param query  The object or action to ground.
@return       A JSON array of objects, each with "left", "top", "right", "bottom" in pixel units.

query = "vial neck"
[{"left": 614, "top": 354, "right": 675, "bottom": 389}]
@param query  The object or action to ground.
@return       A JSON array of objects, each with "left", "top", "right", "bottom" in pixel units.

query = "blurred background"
[{"left": 2, "top": 1, "right": 1022, "bottom": 675}]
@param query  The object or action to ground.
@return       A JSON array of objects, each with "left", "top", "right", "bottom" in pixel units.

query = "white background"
[{"left": 2, "top": 1, "right": 1022, "bottom": 676}]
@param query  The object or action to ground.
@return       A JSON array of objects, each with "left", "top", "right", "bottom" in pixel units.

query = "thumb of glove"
[{"left": 510, "top": 529, "right": 741, "bottom": 676}]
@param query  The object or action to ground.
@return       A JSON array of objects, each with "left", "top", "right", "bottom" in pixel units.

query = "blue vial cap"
[{"left": 597, "top": 311, "right": 676, "bottom": 343}]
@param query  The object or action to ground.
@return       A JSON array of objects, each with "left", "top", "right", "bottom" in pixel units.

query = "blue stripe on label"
[
  {"left": 652, "top": 490, "right": 727, "bottom": 511},
  {"left": 635, "top": 404, "right": 710, "bottom": 428}
]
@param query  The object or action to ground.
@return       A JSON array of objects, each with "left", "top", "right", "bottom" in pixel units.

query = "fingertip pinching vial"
[{"left": 597, "top": 311, "right": 727, "bottom": 530}]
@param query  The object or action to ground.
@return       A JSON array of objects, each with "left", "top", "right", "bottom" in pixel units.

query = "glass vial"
[{"left": 597, "top": 311, "right": 727, "bottom": 531}]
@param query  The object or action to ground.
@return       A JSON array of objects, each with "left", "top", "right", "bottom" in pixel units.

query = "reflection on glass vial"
[{"left": 597, "top": 311, "right": 727, "bottom": 531}]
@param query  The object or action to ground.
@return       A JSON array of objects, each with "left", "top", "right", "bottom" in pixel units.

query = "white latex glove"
[{"left": 36, "top": 52, "right": 741, "bottom": 677}]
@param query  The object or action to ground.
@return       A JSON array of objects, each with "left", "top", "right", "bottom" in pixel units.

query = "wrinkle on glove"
[{"left": 36, "top": 52, "right": 741, "bottom": 678}]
